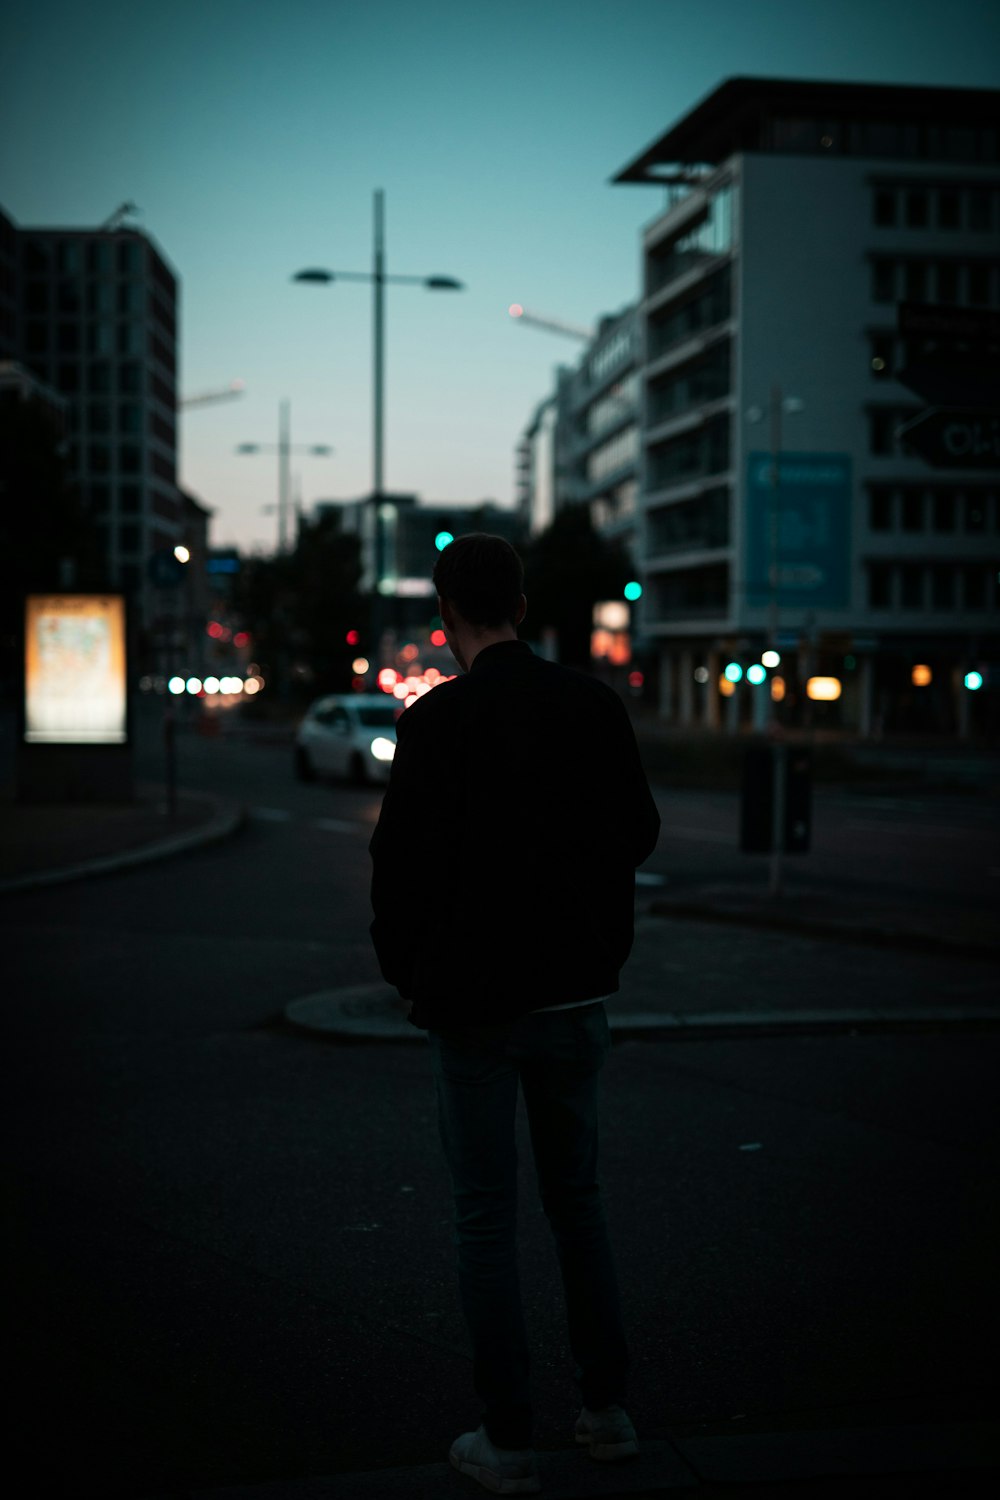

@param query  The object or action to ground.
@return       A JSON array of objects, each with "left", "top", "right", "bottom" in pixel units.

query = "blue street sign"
[{"left": 746, "top": 452, "right": 851, "bottom": 608}]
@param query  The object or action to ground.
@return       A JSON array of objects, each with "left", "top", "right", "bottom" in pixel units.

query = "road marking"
[
  {"left": 250, "top": 807, "right": 293, "bottom": 822},
  {"left": 315, "top": 817, "right": 361, "bottom": 834}
]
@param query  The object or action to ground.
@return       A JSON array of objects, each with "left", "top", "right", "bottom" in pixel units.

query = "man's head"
[{"left": 432, "top": 533, "right": 527, "bottom": 672}]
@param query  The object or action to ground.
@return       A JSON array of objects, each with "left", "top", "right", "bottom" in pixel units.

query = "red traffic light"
[{"left": 346, "top": 629, "right": 360, "bottom": 646}]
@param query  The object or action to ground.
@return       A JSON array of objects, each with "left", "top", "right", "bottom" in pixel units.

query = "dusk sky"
[{"left": 3, "top": 0, "right": 999, "bottom": 555}]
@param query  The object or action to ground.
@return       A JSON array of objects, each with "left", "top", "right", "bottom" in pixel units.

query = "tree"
[
  {"left": 522, "top": 504, "right": 631, "bottom": 669},
  {"left": 234, "top": 509, "right": 367, "bottom": 701}
]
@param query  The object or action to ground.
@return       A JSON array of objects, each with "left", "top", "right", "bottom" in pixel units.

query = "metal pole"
[
  {"left": 278, "top": 398, "right": 290, "bottom": 554},
  {"left": 373, "top": 188, "right": 384, "bottom": 501},
  {"left": 769, "top": 383, "right": 784, "bottom": 897}
]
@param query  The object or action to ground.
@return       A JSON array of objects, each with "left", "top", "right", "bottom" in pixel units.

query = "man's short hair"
[{"left": 432, "top": 533, "right": 524, "bottom": 629}]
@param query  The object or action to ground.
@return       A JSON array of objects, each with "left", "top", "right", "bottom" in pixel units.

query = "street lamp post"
[
  {"left": 746, "top": 384, "right": 803, "bottom": 897},
  {"left": 236, "top": 399, "right": 333, "bottom": 553},
  {"left": 292, "top": 188, "right": 463, "bottom": 598}
]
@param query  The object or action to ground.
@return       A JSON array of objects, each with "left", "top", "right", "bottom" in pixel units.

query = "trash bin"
[{"left": 740, "top": 744, "right": 811, "bottom": 854}]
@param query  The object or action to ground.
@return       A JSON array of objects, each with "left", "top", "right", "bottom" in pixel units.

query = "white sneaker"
[
  {"left": 449, "top": 1424, "right": 541, "bottom": 1494},
  {"left": 574, "top": 1403, "right": 639, "bottom": 1460}
]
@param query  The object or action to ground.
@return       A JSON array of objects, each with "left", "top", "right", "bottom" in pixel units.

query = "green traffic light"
[
  {"left": 435, "top": 531, "right": 454, "bottom": 552},
  {"left": 624, "top": 581, "right": 642, "bottom": 602}
]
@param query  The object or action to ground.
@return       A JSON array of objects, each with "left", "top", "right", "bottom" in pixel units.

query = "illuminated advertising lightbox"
[{"left": 24, "top": 594, "right": 127, "bottom": 744}]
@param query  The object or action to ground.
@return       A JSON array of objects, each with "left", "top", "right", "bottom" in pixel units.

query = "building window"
[
  {"left": 930, "top": 565, "right": 955, "bottom": 609},
  {"left": 119, "top": 402, "right": 141, "bottom": 435},
  {"left": 933, "top": 492, "right": 957, "bottom": 531},
  {"left": 25, "top": 281, "right": 48, "bottom": 314},
  {"left": 901, "top": 489, "right": 924, "bottom": 531},
  {"left": 969, "top": 264, "right": 992, "bottom": 305},
  {"left": 869, "top": 487, "right": 892, "bottom": 530},
  {"left": 57, "top": 241, "right": 82, "bottom": 276},
  {"left": 90, "top": 483, "right": 110, "bottom": 515},
  {"left": 120, "top": 443, "right": 142, "bottom": 474},
  {"left": 937, "top": 189, "right": 961, "bottom": 229},
  {"left": 963, "top": 565, "right": 986, "bottom": 609},
  {"left": 90, "top": 361, "right": 111, "bottom": 393},
  {"left": 57, "top": 322, "right": 80, "bottom": 354},
  {"left": 57, "top": 280, "right": 81, "bottom": 314},
  {"left": 118, "top": 322, "right": 143, "bottom": 356},
  {"left": 87, "top": 242, "right": 113, "bottom": 275},
  {"left": 868, "top": 563, "right": 892, "bottom": 608},
  {"left": 648, "top": 488, "right": 730, "bottom": 553},
  {"left": 88, "top": 402, "right": 111, "bottom": 433},
  {"left": 905, "top": 189, "right": 929, "bottom": 228},
  {"left": 873, "top": 189, "right": 896, "bottom": 226},
  {"left": 118, "top": 241, "right": 142, "bottom": 275},
  {"left": 587, "top": 425, "right": 638, "bottom": 484},
  {"left": 937, "top": 262, "right": 959, "bottom": 302},
  {"left": 118, "top": 523, "right": 140, "bottom": 555},
  {"left": 88, "top": 444, "right": 111, "bottom": 474},
  {"left": 651, "top": 562, "right": 729, "bottom": 616},
  {"left": 964, "top": 493, "right": 988, "bottom": 532},
  {"left": 968, "top": 190, "right": 994, "bottom": 231},
  {"left": 899, "top": 564, "right": 924, "bottom": 609},
  {"left": 87, "top": 281, "right": 114, "bottom": 316},
  {"left": 905, "top": 262, "right": 927, "bottom": 301},
  {"left": 120, "top": 362, "right": 142, "bottom": 394},
  {"left": 120, "top": 483, "right": 141, "bottom": 513},
  {"left": 57, "top": 362, "right": 80, "bottom": 393},
  {"left": 87, "top": 322, "right": 113, "bottom": 356}
]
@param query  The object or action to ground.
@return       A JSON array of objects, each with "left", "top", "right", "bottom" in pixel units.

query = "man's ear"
[
  {"left": 515, "top": 594, "right": 527, "bottom": 626},
  {"left": 439, "top": 595, "right": 457, "bottom": 631}
]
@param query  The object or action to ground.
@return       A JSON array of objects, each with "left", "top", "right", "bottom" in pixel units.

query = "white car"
[{"left": 294, "top": 694, "right": 399, "bottom": 785}]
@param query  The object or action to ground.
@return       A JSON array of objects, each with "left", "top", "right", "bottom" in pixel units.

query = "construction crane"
[
  {"left": 178, "top": 380, "right": 247, "bottom": 410},
  {"left": 508, "top": 304, "right": 594, "bottom": 342}
]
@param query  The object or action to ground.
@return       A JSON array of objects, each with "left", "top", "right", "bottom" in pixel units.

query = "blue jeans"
[{"left": 427, "top": 1001, "right": 628, "bottom": 1449}]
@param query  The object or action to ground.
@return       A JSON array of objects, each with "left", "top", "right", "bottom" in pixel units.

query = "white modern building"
[{"left": 613, "top": 77, "right": 999, "bottom": 736}]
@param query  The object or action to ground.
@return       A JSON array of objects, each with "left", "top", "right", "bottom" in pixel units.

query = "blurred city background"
[{"left": 3, "top": 6, "right": 1000, "bottom": 1494}]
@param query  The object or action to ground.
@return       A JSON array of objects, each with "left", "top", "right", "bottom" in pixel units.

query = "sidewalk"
[{"left": 0, "top": 782, "right": 244, "bottom": 894}]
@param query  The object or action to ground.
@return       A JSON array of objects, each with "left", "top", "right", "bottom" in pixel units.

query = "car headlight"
[{"left": 370, "top": 736, "right": 395, "bottom": 762}]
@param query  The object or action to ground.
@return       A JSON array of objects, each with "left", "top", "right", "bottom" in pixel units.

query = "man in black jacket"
[{"left": 369, "top": 534, "right": 659, "bottom": 1493}]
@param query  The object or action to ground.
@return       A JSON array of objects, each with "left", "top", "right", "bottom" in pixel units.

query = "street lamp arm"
[
  {"left": 294, "top": 268, "right": 462, "bottom": 288},
  {"left": 235, "top": 444, "right": 334, "bottom": 455}
]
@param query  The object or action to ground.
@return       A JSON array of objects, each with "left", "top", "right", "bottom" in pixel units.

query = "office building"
[
  {"left": 611, "top": 78, "right": 998, "bottom": 734},
  {"left": 3, "top": 204, "right": 181, "bottom": 633}
]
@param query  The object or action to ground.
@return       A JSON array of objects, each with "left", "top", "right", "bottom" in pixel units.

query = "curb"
[
  {"left": 648, "top": 897, "right": 1000, "bottom": 962},
  {"left": 0, "top": 796, "right": 247, "bottom": 895},
  {"left": 283, "top": 986, "right": 1000, "bottom": 1044}
]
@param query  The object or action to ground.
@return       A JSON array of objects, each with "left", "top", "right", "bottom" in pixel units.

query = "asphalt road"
[{"left": 4, "top": 723, "right": 999, "bottom": 1496}]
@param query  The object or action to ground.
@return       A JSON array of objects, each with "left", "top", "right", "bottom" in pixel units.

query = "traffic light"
[
  {"left": 624, "top": 581, "right": 642, "bottom": 601},
  {"left": 345, "top": 629, "right": 360, "bottom": 646}
]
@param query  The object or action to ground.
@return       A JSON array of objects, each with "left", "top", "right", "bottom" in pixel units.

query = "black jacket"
[{"left": 369, "top": 640, "right": 660, "bottom": 1030}]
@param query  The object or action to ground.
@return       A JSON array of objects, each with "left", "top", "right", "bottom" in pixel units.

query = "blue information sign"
[{"left": 746, "top": 452, "right": 851, "bottom": 609}]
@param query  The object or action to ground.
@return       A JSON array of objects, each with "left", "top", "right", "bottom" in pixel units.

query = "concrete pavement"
[{"left": 4, "top": 770, "right": 999, "bottom": 1498}]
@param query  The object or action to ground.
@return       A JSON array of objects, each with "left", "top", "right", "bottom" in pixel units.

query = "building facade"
[
  {"left": 613, "top": 78, "right": 999, "bottom": 735},
  {"left": 3, "top": 205, "right": 181, "bottom": 634}
]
